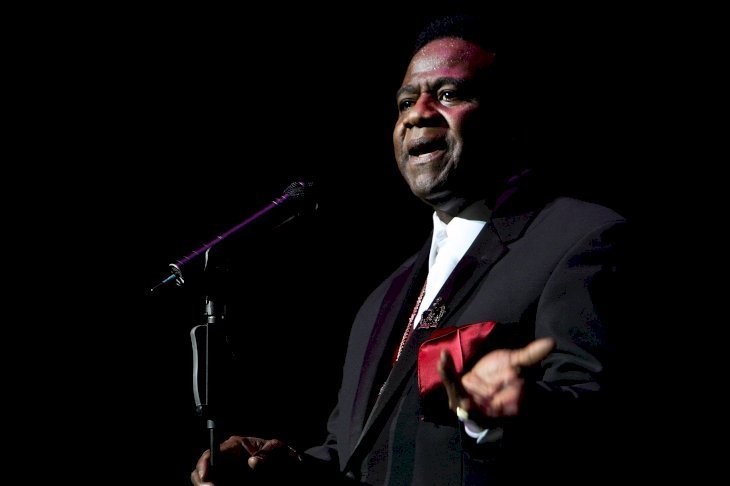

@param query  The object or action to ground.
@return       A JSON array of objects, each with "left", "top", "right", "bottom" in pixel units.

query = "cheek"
[
  {"left": 447, "top": 108, "right": 478, "bottom": 134},
  {"left": 456, "top": 110, "right": 485, "bottom": 139},
  {"left": 393, "top": 126, "right": 404, "bottom": 154}
]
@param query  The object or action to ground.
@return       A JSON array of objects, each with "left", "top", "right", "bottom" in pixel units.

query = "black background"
[{"left": 21, "top": 5, "right": 664, "bottom": 484}]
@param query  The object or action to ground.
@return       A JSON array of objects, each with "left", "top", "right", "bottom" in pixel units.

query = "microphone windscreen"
[{"left": 283, "top": 180, "right": 315, "bottom": 201}]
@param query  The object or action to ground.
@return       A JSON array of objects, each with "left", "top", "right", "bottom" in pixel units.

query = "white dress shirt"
[{"left": 413, "top": 212, "right": 486, "bottom": 327}]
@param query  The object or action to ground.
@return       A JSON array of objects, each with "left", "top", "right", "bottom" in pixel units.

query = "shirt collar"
[{"left": 428, "top": 200, "right": 491, "bottom": 270}]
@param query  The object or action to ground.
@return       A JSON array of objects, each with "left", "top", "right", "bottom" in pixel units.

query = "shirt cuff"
[
  {"left": 463, "top": 420, "right": 489, "bottom": 443},
  {"left": 463, "top": 421, "right": 503, "bottom": 444}
]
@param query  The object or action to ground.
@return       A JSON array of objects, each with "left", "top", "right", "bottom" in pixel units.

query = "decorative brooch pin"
[{"left": 418, "top": 297, "right": 446, "bottom": 329}]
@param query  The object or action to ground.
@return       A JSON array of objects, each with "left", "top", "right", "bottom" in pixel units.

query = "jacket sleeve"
[
  {"left": 297, "top": 403, "right": 355, "bottom": 483},
  {"left": 531, "top": 219, "right": 631, "bottom": 405},
  {"left": 304, "top": 402, "right": 341, "bottom": 465},
  {"left": 466, "top": 219, "right": 634, "bottom": 479}
]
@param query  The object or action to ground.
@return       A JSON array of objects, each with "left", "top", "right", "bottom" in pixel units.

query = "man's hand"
[
  {"left": 191, "top": 435, "right": 301, "bottom": 485},
  {"left": 437, "top": 338, "right": 555, "bottom": 423}
]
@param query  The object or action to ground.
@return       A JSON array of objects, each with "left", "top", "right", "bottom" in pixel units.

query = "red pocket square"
[{"left": 417, "top": 321, "right": 496, "bottom": 399}]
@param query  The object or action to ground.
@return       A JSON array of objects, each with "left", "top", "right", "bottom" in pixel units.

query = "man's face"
[{"left": 393, "top": 37, "right": 496, "bottom": 208}]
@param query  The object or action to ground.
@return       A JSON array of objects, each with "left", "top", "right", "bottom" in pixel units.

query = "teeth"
[{"left": 409, "top": 140, "right": 444, "bottom": 156}]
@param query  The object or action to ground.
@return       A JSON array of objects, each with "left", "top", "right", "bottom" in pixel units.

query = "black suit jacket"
[{"left": 305, "top": 193, "right": 630, "bottom": 485}]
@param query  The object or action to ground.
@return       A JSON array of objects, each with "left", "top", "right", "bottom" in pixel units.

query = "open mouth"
[{"left": 408, "top": 138, "right": 447, "bottom": 157}]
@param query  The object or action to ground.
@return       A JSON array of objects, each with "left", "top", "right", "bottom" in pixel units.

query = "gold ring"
[{"left": 456, "top": 406, "right": 469, "bottom": 422}]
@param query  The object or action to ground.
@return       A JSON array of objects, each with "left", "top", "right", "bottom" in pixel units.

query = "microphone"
[{"left": 148, "top": 180, "right": 316, "bottom": 294}]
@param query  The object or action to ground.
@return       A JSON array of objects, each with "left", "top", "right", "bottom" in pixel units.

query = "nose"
[{"left": 403, "top": 94, "right": 442, "bottom": 128}]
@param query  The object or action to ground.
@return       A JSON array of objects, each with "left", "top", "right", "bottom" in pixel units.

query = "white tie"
[{"left": 414, "top": 230, "right": 460, "bottom": 326}]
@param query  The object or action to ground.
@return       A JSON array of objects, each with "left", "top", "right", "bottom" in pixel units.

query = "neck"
[{"left": 429, "top": 192, "right": 485, "bottom": 224}]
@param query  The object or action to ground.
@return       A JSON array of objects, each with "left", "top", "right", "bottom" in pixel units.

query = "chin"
[{"left": 409, "top": 182, "right": 440, "bottom": 202}]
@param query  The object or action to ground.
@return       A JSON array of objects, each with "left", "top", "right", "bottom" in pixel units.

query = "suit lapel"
[
  {"left": 431, "top": 208, "right": 538, "bottom": 331},
  {"left": 344, "top": 237, "right": 431, "bottom": 463}
]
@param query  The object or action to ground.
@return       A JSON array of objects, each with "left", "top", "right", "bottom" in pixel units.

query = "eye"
[
  {"left": 398, "top": 98, "right": 415, "bottom": 112},
  {"left": 439, "top": 90, "right": 457, "bottom": 103}
]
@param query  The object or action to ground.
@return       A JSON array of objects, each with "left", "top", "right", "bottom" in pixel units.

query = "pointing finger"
[{"left": 509, "top": 338, "right": 555, "bottom": 367}]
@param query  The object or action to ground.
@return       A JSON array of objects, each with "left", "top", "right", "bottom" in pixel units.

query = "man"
[{"left": 192, "top": 15, "right": 630, "bottom": 485}]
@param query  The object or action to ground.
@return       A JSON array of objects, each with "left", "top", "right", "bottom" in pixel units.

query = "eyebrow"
[{"left": 395, "top": 77, "right": 470, "bottom": 99}]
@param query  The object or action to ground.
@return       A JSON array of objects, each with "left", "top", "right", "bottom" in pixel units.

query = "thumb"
[
  {"left": 240, "top": 437, "right": 269, "bottom": 470},
  {"left": 509, "top": 337, "right": 555, "bottom": 367}
]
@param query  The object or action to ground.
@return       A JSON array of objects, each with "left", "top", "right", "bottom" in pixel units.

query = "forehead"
[{"left": 403, "top": 37, "right": 495, "bottom": 83}]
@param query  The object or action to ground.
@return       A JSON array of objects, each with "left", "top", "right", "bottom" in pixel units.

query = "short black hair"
[{"left": 413, "top": 14, "right": 497, "bottom": 55}]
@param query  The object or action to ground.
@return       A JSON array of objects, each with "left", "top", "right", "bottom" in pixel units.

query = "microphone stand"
[
  {"left": 147, "top": 180, "right": 317, "bottom": 478},
  {"left": 190, "top": 248, "right": 230, "bottom": 475}
]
